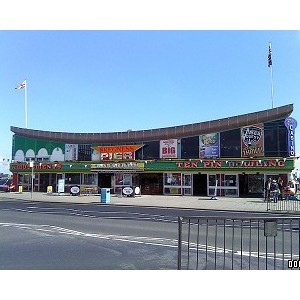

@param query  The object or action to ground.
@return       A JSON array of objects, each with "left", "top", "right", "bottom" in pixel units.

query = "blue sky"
[
  {"left": 1, "top": 0, "right": 300, "bottom": 293},
  {"left": 1, "top": 31, "right": 300, "bottom": 166},
  {"left": 1, "top": 2, "right": 300, "bottom": 175}
]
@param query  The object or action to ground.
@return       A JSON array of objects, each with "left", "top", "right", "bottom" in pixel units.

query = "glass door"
[
  {"left": 224, "top": 174, "right": 238, "bottom": 196},
  {"left": 183, "top": 173, "right": 192, "bottom": 195}
]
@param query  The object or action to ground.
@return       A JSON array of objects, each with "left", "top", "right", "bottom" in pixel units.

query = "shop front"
[
  {"left": 10, "top": 161, "right": 145, "bottom": 195},
  {"left": 10, "top": 158, "right": 295, "bottom": 197},
  {"left": 144, "top": 158, "right": 295, "bottom": 197}
]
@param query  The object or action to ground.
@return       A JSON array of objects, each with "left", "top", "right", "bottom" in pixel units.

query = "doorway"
[
  {"left": 193, "top": 174, "right": 207, "bottom": 196},
  {"left": 98, "top": 174, "right": 112, "bottom": 189}
]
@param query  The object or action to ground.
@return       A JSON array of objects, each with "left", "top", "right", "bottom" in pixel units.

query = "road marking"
[{"left": 0, "top": 221, "right": 297, "bottom": 261}]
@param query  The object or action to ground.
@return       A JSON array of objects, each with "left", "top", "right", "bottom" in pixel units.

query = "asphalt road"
[{"left": 0, "top": 199, "right": 298, "bottom": 270}]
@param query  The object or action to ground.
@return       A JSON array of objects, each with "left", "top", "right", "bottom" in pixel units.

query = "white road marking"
[{"left": 0, "top": 222, "right": 296, "bottom": 261}]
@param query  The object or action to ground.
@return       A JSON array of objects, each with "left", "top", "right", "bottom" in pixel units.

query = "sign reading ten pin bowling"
[{"left": 284, "top": 117, "right": 297, "bottom": 157}]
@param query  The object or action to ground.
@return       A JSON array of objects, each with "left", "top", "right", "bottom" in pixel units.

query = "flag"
[
  {"left": 268, "top": 44, "right": 272, "bottom": 67},
  {"left": 15, "top": 80, "right": 26, "bottom": 89}
]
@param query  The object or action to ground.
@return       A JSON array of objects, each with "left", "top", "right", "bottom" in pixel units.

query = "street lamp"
[{"left": 29, "top": 160, "right": 34, "bottom": 199}]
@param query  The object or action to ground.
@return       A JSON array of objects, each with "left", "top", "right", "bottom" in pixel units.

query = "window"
[
  {"left": 264, "top": 119, "right": 288, "bottom": 157},
  {"left": 65, "top": 173, "right": 80, "bottom": 185},
  {"left": 82, "top": 173, "right": 97, "bottom": 185},
  {"left": 78, "top": 144, "right": 92, "bottom": 161},
  {"left": 164, "top": 173, "right": 182, "bottom": 195},
  {"left": 181, "top": 136, "right": 199, "bottom": 159},
  {"left": 138, "top": 141, "right": 160, "bottom": 160},
  {"left": 220, "top": 129, "right": 241, "bottom": 158}
]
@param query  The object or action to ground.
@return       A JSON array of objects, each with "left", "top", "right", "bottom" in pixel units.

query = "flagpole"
[
  {"left": 25, "top": 79, "right": 28, "bottom": 128},
  {"left": 268, "top": 42, "right": 274, "bottom": 108}
]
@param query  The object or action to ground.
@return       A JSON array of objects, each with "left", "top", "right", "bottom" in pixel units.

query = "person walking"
[
  {"left": 264, "top": 178, "right": 272, "bottom": 201},
  {"left": 278, "top": 177, "right": 284, "bottom": 200},
  {"left": 271, "top": 179, "right": 279, "bottom": 203}
]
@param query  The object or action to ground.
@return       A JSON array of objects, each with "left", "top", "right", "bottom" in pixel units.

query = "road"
[{"left": 0, "top": 198, "right": 297, "bottom": 270}]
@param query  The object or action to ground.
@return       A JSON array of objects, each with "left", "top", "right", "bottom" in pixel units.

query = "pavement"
[{"left": 1, "top": 191, "right": 299, "bottom": 214}]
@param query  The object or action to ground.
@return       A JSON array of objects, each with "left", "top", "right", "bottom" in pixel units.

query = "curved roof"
[{"left": 11, "top": 104, "right": 293, "bottom": 144}]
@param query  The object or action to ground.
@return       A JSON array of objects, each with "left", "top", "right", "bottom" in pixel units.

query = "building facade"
[{"left": 10, "top": 104, "right": 297, "bottom": 198}]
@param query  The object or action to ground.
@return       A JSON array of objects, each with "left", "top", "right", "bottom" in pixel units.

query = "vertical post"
[
  {"left": 270, "top": 62, "right": 274, "bottom": 109},
  {"left": 30, "top": 160, "right": 34, "bottom": 199},
  {"left": 211, "top": 179, "right": 218, "bottom": 200},
  {"left": 177, "top": 217, "right": 182, "bottom": 270},
  {"left": 268, "top": 42, "right": 274, "bottom": 108},
  {"left": 25, "top": 81, "right": 28, "bottom": 128}
]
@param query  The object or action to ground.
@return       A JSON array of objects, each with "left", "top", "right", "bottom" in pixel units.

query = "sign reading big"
[
  {"left": 94, "top": 145, "right": 143, "bottom": 161},
  {"left": 160, "top": 139, "right": 178, "bottom": 159}
]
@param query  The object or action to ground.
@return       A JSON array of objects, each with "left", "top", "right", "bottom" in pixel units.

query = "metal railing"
[
  {"left": 267, "top": 197, "right": 300, "bottom": 213},
  {"left": 178, "top": 216, "right": 300, "bottom": 270}
]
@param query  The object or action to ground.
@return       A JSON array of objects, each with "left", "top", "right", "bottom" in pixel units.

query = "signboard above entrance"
[{"left": 93, "top": 145, "right": 143, "bottom": 161}]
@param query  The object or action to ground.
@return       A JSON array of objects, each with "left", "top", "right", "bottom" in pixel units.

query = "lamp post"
[{"left": 29, "top": 160, "right": 34, "bottom": 199}]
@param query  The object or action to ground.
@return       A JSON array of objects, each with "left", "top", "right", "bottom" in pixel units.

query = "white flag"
[{"left": 15, "top": 80, "right": 26, "bottom": 89}]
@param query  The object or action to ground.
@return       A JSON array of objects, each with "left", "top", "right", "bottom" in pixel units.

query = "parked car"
[{"left": 0, "top": 179, "right": 16, "bottom": 192}]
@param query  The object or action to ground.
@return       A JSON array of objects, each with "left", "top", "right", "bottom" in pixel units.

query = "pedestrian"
[
  {"left": 264, "top": 178, "right": 272, "bottom": 201},
  {"left": 271, "top": 179, "right": 279, "bottom": 203},
  {"left": 278, "top": 177, "right": 284, "bottom": 200}
]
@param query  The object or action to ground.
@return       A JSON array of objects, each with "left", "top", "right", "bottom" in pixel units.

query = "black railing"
[{"left": 178, "top": 216, "right": 300, "bottom": 270}]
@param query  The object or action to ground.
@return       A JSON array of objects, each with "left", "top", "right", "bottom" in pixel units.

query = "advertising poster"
[
  {"left": 65, "top": 144, "right": 78, "bottom": 161},
  {"left": 199, "top": 133, "right": 220, "bottom": 158},
  {"left": 241, "top": 124, "right": 264, "bottom": 157},
  {"left": 160, "top": 139, "right": 178, "bottom": 159},
  {"left": 57, "top": 179, "right": 65, "bottom": 193}
]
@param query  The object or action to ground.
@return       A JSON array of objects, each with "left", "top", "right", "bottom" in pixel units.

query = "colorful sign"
[
  {"left": 93, "top": 145, "right": 143, "bottom": 161},
  {"left": 241, "top": 124, "right": 264, "bottom": 157},
  {"left": 199, "top": 133, "right": 220, "bottom": 158},
  {"left": 91, "top": 162, "right": 144, "bottom": 170},
  {"left": 10, "top": 163, "right": 63, "bottom": 171},
  {"left": 144, "top": 158, "right": 294, "bottom": 172},
  {"left": 160, "top": 139, "right": 178, "bottom": 158},
  {"left": 285, "top": 117, "right": 297, "bottom": 157}
]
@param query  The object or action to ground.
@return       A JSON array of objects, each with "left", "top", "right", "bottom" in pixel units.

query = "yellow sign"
[{"left": 47, "top": 186, "right": 53, "bottom": 194}]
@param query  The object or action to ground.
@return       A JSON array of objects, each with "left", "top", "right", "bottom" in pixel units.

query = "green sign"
[{"left": 144, "top": 158, "right": 294, "bottom": 172}]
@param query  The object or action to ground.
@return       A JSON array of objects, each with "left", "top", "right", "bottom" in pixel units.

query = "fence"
[
  {"left": 267, "top": 197, "right": 300, "bottom": 213},
  {"left": 178, "top": 216, "right": 300, "bottom": 270}
]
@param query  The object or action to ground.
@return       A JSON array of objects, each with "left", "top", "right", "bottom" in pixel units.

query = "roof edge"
[{"left": 11, "top": 104, "right": 294, "bottom": 143}]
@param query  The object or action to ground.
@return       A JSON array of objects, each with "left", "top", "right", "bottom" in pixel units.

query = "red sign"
[
  {"left": 11, "top": 163, "right": 62, "bottom": 171},
  {"left": 94, "top": 145, "right": 143, "bottom": 161}
]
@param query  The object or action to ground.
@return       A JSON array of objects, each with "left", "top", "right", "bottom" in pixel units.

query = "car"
[{"left": 0, "top": 179, "right": 16, "bottom": 192}]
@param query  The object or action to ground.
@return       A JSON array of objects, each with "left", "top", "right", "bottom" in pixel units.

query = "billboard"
[
  {"left": 65, "top": 144, "right": 78, "bottom": 161},
  {"left": 160, "top": 139, "right": 178, "bottom": 159},
  {"left": 199, "top": 133, "right": 220, "bottom": 158},
  {"left": 241, "top": 124, "right": 264, "bottom": 158},
  {"left": 94, "top": 145, "right": 143, "bottom": 161}
]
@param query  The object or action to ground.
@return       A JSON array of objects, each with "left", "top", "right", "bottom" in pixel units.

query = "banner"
[
  {"left": 65, "top": 144, "right": 78, "bottom": 161},
  {"left": 94, "top": 145, "right": 143, "bottom": 161},
  {"left": 285, "top": 117, "right": 297, "bottom": 156},
  {"left": 160, "top": 139, "right": 178, "bottom": 158},
  {"left": 199, "top": 133, "right": 220, "bottom": 158},
  {"left": 241, "top": 124, "right": 264, "bottom": 158}
]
